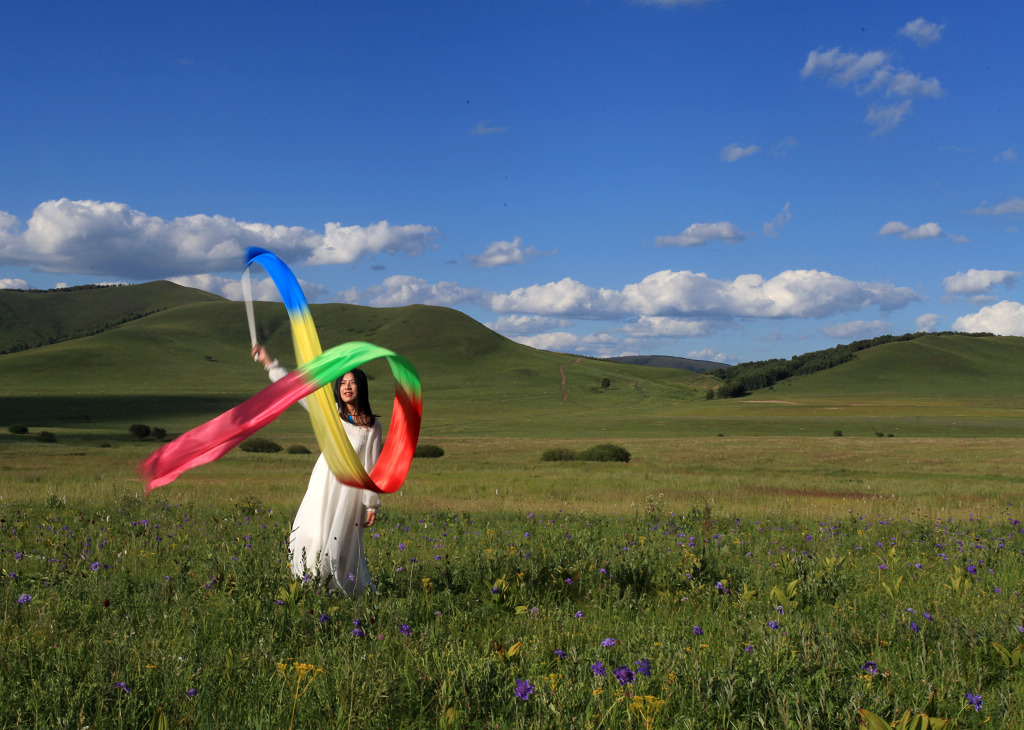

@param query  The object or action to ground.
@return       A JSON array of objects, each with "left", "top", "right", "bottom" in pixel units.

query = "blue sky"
[{"left": 1, "top": 1, "right": 1021, "bottom": 364}]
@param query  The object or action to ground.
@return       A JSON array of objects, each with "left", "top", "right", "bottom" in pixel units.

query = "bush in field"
[
  {"left": 833, "top": 430, "right": 844, "bottom": 437},
  {"left": 129, "top": 423, "right": 151, "bottom": 439},
  {"left": 541, "top": 448, "right": 578, "bottom": 462},
  {"left": 7, "top": 424, "right": 28, "bottom": 434},
  {"left": 579, "top": 443, "right": 631, "bottom": 462},
  {"left": 36, "top": 431, "right": 57, "bottom": 443},
  {"left": 414, "top": 444, "right": 445, "bottom": 458},
  {"left": 240, "top": 437, "right": 282, "bottom": 453},
  {"left": 287, "top": 444, "right": 312, "bottom": 455},
  {"left": 151, "top": 427, "right": 166, "bottom": 440}
]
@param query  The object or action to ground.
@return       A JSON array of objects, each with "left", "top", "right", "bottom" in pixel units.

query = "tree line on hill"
[{"left": 706, "top": 331, "right": 993, "bottom": 399}]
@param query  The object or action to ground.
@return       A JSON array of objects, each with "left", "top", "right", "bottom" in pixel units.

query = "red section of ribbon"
[{"left": 139, "top": 371, "right": 317, "bottom": 492}]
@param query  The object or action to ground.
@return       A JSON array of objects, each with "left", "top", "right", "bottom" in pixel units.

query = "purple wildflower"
[
  {"left": 554, "top": 649, "right": 566, "bottom": 660},
  {"left": 613, "top": 666, "right": 635, "bottom": 686},
  {"left": 910, "top": 622, "right": 919, "bottom": 633},
  {"left": 965, "top": 692, "right": 982, "bottom": 712},
  {"left": 114, "top": 682, "right": 129, "bottom": 694},
  {"left": 319, "top": 614, "right": 330, "bottom": 623},
  {"left": 635, "top": 658, "right": 651, "bottom": 677},
  {"left": 17, "top": 593, "right": 32, "bottom": 605},
  {"left": 514, "top": 679, "right": 534, "bottom": 701},
  {"left": 768, "top": 621, "right": 780, "bottom": 630},
  {"left": 693, "top": 625, "right": 703, "bottom": 635},
  {"left": 185, "top": 688, "right": 197, "bottom": 698},
  {"left": 351, "top": 627, "right": 365, "bottom": 638},
  {"left": 591, "top": 661, "right": 606, "bottom": 677},
  {"left": 574, "top": 611, "right": 584, "bottom": 618},
  {"left": 967, "top": 564, "right": 978, "bottom": 575},
  {"left": 400, "top": 623, "right": 412, "bottom": 636},
  {"left": 601, "top": 637, "right": 616, "bottom": 647},
  {"left": 861, "top": 661, "right": 878, "bottom": 675}
]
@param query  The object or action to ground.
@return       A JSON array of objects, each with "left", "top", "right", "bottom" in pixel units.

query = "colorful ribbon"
[{"left": 140, "top": 248, "right": 422, "bottom": 493}]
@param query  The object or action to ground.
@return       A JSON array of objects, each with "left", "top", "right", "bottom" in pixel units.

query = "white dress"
[{"left": 267, "top": 362, "right": 383, "bottom": 596}]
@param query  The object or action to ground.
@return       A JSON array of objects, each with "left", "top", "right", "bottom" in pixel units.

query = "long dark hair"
[{"left": 333, "top": 368, "right": 376, "bottom": 427}]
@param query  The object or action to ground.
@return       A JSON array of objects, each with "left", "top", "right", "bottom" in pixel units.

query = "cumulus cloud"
[
  {"left": 511, "top": 330, "right": 622, "bottom": 357},
  {"left": 0, "top": 199, "right": 438, "bottom": 279},
  {"left": 822, "top": 320, "right": 890, "bottom": 339},
  {"left": 943, "top": 269, "right": 1020, "bottom": 296},
  {"left": 365, "top": 275, "right": 486, "bottom": 308},
  {"left": 898, "top": 18, "right": 944, "bottom": 48},
  {"left": 471, "top": 121, "right": 509, "bottom": 136},
  {"left": 800, "top": 46, "right": 943, "bottom": 134},
  {"left": 622, "top": 315, "right": 714, "bottom": 338},
  {"left": 876, "top": 221, "right": 943, "bottom": 239},
  {"left": 167, "top": 273, "right": 328, "bottom": 302},
  {"left": 953, "top": 301, "right": 1024, "bottom": 335},
  {"left": 483, "top": 269, "right": 920, "bottom": 320},
  {"left": 915, "top": 313, "right": 940, "bottom": 332},
  {"left": 0, "top": 278, "right": 30, "bottom": 289},
  {"left": 995, "top": 148, "right": 1018, "bottom": 163},
  {"left": 968, "top": 198, "right": 1024, "bottom": 216},
  {"left": 686, "top": 348, "right": 730, "bottom": 363},
  {"left": 656, "top": 222, "right": 744, "bottom": 247},
  {"left": 720, "top": 143, "right": 760, "bottom": 162},
  {"left": 469, "top": 237, "right": 551, "bottom": 268},
  {"left": 487, "top": 314, "right": 573, "bottom": 336},
  {"left": 763, "top": 202, "right": 792, "bottom": 237}
]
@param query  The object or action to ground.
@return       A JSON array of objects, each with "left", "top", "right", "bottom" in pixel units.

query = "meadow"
[
  {"left": 4, "top": 291, "right": 1024, "bottom": 726},
  {"left": 2, "top": 432, "right": 1023, "bottom": 729}
]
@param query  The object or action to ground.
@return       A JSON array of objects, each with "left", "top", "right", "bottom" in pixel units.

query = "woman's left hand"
[{"left": 364, "top": 509, "right": 377, "bottom": 527}]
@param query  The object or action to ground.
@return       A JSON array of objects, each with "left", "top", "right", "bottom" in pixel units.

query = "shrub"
[
  {"left": 239, "top": 437, "right": 282, "bottom": 454},
  {"left": 833, "top": 430, "right": 843, "bottom": 437},
  {"left": 600, "top": 377, "right": 611, "bottom": 389},
  {"left": 7, "top": 424, "right": 28, "bottom": 434},
  {"left": 414, "top": 444, "right": 445, "bottom": 458},
  {"left": 287, "top": 444, "right": 312, "bottom": 454},
  {"left": 579, "top": 443, "right": 631, "bottom": 463},
  {"left": 151, "top": 427, "right": 166, "bottom": 440},
  {"left": 129, "top": 424, "right": 151, "bottom": 439},
  {"left": 541, "top": 448, "right": 578, "bottom": 462},
  {"left": 36, "top": 431, "right": 57, "bottom": 443}
]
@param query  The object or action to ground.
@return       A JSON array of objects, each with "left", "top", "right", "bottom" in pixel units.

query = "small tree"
[
  {"left": 600, "top": 377, "right": 611, "bottom": 389},
  {"left": 129, "top": 424, "right": 151, "bottom": 439}
]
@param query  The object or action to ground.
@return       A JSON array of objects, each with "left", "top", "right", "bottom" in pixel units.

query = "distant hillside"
[
  {"left": 0, "top": 281, "right": 223, "bottom": 354},
  {"left": 0, "top": 282, "right": 715, "bottom": 434},
  {"left": 606, "top": 354, "right": 724, "bottom": 372}
]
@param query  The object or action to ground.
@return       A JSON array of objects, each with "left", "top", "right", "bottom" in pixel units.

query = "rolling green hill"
[
  {"left": 3, "top": 283, "right": 1024, "bottom": 439},
  {"left": 0, "top": 281, "right": 223, "bottom": 354}
]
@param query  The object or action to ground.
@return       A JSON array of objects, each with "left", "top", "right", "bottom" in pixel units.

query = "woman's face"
[{"left": 337, "top": 373, "right": 359, "bottom": 407}]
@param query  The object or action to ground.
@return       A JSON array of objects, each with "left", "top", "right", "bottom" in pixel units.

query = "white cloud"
[
  {"left": 167, "top": 273, "right": 328, "bottom": 302},
  {"left": 366, "top": 275, "right": 486, "bottom": 308},
  {"left": 898, "top": 18, "right": 944, "bottom": 48},
  {"left": 686, "top": 348, "right": 730, "bottom": 363},
  {"left": 481, "top": 269, "right": 919, "bottom": 320},
  {"left": 490, "top": 278, "right": 625, "bottom": 317},
  {"left": 511, "top": 330, "right": 622, "bottom": 357},
  {"left": 763, "top": 202, "right": 792, "bottom": 237},
  {"left": 622, "top": 315, "right": 714, "bottom": 338},
  {"left": 0, "top": 278, "right": 30, "bottom": 289},
  {"left": 876, "top": 221, "right": 943, "bottom": 239},
  {"left": 471, "top": 121, "right": 509, "bottom": 136},
  {"left": 487, "top": 314, "right": 572, "bottom": 336},
  {"left": 996, "top": 148, "right": 1018, "bottom": 163},
  {"left": 821, "top": 320, "right": 890, "bottom": 339},
  {"left": 0, "top": 199, "right": 437, "bottom": 279},
  {"left": 969, "top": 198, "right": 1024, "bottom": 216},
  {"left": 953, "top": 301, "right": 1024, "bottom": 335},
  {"left": 801, "top": 46, "right": 942, "bottom": 134},
  {"left": 915, "top": 313, "right": 940, "bottom": 332},
  {"left": 720, "top": 143, "right": 760, "bottom": 162},
  {"left": 865, "top": 100, "right": 913, "bottom": 136},
  {"left": 943, "top": 269, "right": 1020, "bottom": 296},
  {"left": 656, "top": 222, "right": 744, "bottom": 247},
  {"left": 469, "top": 237, "right": 552, "bottom": 268}
]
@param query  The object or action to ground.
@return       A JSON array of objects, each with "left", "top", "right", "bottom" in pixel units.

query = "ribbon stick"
[{"left": 140, "top": 248, "right": 422, "bottom": 494}]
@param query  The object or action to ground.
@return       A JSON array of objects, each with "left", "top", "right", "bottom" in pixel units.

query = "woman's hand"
[
  {"left": 252, "top": 344, "right": 273, "bottom": 367},
  {"left": 364, "top": 509, "right": 377, "bottom": 528}
]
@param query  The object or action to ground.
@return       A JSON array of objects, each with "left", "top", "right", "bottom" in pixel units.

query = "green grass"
[{"left": 3, "top": 493, "right": 1021, "bottom": 728}]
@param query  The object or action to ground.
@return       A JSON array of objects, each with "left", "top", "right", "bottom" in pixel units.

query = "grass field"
[{"left": 4, "top": 289, "right": 1024, "bottom": 726}]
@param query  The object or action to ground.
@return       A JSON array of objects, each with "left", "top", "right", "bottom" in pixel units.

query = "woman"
[{"left": 252, "top": 344, "right": 382, "bottom": 596}]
